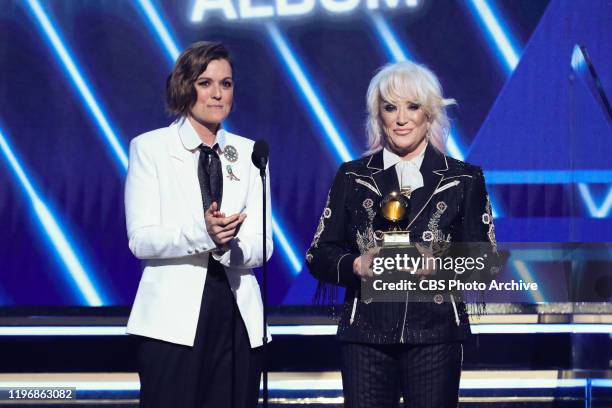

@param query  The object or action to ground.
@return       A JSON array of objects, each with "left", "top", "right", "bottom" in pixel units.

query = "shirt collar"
[
  {"left": 382, "top": 143, "right": 427, "bottom": 170},
  {"left": 177, "top": 117, "right": 228, "bottom": 152}
]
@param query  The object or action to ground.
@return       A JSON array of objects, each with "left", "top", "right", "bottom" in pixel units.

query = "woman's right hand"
[
  {"left": 204, "top": 202, "right": 247, "bottom": 246},
  {"left": 353, "top": 247, "right": 380, "bottom": 278}
]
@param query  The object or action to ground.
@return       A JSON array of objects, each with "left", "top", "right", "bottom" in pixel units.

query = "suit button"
[{"left": 187, "top": 248, "right": 194, "bottom": 254}]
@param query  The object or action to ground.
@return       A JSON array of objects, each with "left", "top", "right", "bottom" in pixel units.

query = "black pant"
[
  {"left": 341, "top": 341, "right": 462, "bottom": 408},
  {"left": 137, "top": 258, "right": 263, "bottom": 408}
]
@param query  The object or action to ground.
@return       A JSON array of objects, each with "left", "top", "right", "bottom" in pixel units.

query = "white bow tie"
[{"left": 396, "top": 161, "right": 424, "bottom": 192}]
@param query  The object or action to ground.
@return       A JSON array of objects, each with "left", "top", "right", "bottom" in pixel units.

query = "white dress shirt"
[
  {"left": 177, "top": 117, "right": 228, "bottom": 171},
  {"left": 382, "top": 144, "right": 426, "bottom": 193}
]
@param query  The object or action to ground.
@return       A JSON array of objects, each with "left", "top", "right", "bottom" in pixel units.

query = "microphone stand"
[{"left": 260, "top": 165, "right": 269, "bottom": 408}]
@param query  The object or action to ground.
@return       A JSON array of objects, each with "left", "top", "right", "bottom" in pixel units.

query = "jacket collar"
[{"left": 366, "top": 149, "right": 384, "bottom": 172}]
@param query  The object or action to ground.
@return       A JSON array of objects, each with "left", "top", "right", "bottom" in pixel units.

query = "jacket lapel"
[
  {"left": 365, "top": 150, "right": 395, "bottom": 198},
  {"left": 407, "top": 143, "right": 448, "bottom": 228},
  {"left": 371, "top": 151, "right": 400, "bottom": 200},
  {"left": 168, "top": 123, "right": 204, "bottom": 221}
]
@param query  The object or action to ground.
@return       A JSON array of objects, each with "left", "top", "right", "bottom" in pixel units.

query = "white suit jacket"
[{"left": 125, "top": 119, "right": 273, "bottom": 347}]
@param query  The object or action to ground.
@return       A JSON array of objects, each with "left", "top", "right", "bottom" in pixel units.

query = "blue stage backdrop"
[{"left": 0, "top": 0, "right": 609, "bottom": 306}]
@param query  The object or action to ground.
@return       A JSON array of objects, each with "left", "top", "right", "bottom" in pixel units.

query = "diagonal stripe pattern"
[
  {"left": 0, "top": 127, "right": 103, "bottom": 306},
  {"left": 25, "top": 0, "right": 128, "bottom": 172}
]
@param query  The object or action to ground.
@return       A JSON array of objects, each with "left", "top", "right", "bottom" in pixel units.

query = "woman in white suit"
[{"left": 125, "top": 41, "right": 272, "bottom": 408}]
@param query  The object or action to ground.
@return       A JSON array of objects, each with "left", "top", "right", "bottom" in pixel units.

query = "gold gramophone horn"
[{"left": 380, "top": 191, "right": 409, "bottom": 222}]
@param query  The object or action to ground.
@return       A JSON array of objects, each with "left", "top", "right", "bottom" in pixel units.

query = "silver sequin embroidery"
[
  {"left": 426, "top": 201, "right": 451, "bottom": 243},
  {"left": 422, "top": 231, "right": 434, "bottom": 242},
  {"left": 484, "top": 195, "right": 498, "bottom": 251},
  {"left": 310, "top": 190, "right": 332, "bottom": 249}
]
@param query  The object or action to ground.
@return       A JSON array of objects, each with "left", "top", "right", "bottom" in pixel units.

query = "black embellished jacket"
[{"left": 306, "top": 144, "right": 500, "bottom": 344}]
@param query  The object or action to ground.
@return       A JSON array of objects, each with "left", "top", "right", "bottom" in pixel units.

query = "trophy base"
[
  {"left": 374, "top": 232, "right": 421, "bottom": 277},
  {"left": 380, "top": 230, "right": 411, "bottom": 247}
]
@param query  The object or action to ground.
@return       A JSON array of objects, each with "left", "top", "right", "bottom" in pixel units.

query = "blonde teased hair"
[{"left": 365, "top": 61, "right": 456, "bottom": 155}]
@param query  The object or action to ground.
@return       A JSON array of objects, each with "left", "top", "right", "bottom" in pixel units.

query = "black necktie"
[{"left": 198, "top": 144, "right": 223, "bottom": 211}]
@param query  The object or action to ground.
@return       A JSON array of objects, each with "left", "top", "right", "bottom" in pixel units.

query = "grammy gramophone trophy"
[
  {"left": 367, "top": 165, "right": 424, "bottom": 292},
  {"left": 368, "top": 184, "right": 421, "bottom": 297},
  {"left": 375, "top": 183, "right": 416, "bottom": 249}
]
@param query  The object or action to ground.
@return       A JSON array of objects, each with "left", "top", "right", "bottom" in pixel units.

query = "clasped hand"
[{"left": 204, "top": 202, "right": 246, "bottom": 246}]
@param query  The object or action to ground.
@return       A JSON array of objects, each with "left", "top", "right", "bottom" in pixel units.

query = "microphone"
[
  {"left": 251, "top": 139, "right": 270, "bottom": 407},
  {"left": 251, "top": 140, "right": 269, "bottom": 175}
]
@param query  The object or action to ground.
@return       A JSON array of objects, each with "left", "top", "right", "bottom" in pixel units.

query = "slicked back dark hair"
[{"left": 166, "top": 41, "right": 233, "bottom": 116}]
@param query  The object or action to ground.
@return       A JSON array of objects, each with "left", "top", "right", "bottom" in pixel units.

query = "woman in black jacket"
[{"left": 306, "top": 61, "right": 500, "bottom": 408}]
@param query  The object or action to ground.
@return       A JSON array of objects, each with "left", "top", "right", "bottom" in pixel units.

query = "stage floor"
[
  {"left": 1, "top": 305, "right": 610, "bottom": 406},
  {"left": 0, "top": 370, "right": 611, "bottom": 407}
]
